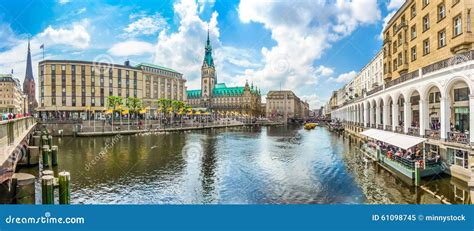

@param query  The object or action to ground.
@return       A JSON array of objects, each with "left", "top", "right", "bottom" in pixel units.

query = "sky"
[{"left": 0, "top": 0, "right": 404, "bottom": 109}]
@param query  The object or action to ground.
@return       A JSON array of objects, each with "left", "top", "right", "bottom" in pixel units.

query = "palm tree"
[
  {"left": 157, "top": 98, "right": 173, "bottom": 127},
  {"left": 107, "top": 96, "right": 123, "bottom": 131},
  {"left": 126, "top": 97, "right": 142, "bottom": 128}
]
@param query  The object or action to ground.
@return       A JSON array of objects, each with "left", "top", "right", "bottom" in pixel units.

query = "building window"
[
  {"left": 447, "top": 148, "right": 468, "bottom": 169},
  {"left": 411, "top": 4, "right": 416, "bottom": 18},
  {"left": 423, "top": 0, "right": 429, "bottom": 8},
  {"left": 468, "top": 9, "right": 471, "bottom": 33},
  {"left": 411, "top": 25, "right": 417, "bottom": 40},
  {"left": 423, "top": 14, "right": 430, "bottom": 31},
  {"left": 423, "top": 39, "right": 430, "bottom": 55},
  {"left": 429, "top": 92, "right": 441, "bottom": 103},
  {"left": 411, "top": 46, "right": 417, "bottom": 61},
  {"left": 438, "top": 29, "right": 446, "bottom": 48},
  {"left": 454, "top": 87, "right": 469, "bottom": 101},
  {"left": 438, "top": 4, "right": 446, "bottom": 21},
  {"left": 453, "top": 14, "right": 462, "bottom": 36}
]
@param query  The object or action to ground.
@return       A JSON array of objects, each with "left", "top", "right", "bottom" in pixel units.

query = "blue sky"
[{"left": 0, "top": 0, "right": 403, "bottom": 109}]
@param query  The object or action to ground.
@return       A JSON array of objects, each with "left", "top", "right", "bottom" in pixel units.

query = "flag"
[{"left": 40, "top": 44, "right": 44, "bottom": 49}]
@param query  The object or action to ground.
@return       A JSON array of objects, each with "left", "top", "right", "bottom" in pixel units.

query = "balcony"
[
  {"left": 407, "top": 127, "right": 420, "bottom": 136},
  {"left": 398, "top": 63, "right": 408, "bottom": 73},
  {"left": 447, "top": 132, "right": 469, "bottom": 145},
  {"left": 425, "top": 129, "right": 440, "bottom": 140},
  {"left": 383, "top": 73, "right": 392, "bottom": 81},
  {"left": 422, "top": 50, "right": 474, "bottom": 75},
  {"left": 395, "top": 126, "right": 404, "bottom": 134},
  {"left": 366, "top": 85, "right": 384, "bottom": 96},
  {"left": 385, "top": 70, "right": 419, "bottom": 89}
]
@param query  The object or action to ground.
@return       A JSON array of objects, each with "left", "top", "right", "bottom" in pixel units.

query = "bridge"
[{"left": 0, "top": 117, "right": 37, "bottom": 183}]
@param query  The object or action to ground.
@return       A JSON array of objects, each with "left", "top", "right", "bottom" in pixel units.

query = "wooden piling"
[
  {"left": 51, "top": 146, "right": 58, "bottom": 166},
  {"left": 42, "top": 146, "right": 50, "bottom": 167},
  {"left": 58, "top": 171, "right": 70, "bottom": 204},
  {"left": 13, "top": 173, "right": 36, "bottom": 204},
  {"left": 32, "top": 136, "right": 41, "bottom": 146},
  {"left": 42, "top": 170, "right": 54, "bottom": 176},
  {"left": 41, "top": 136, "right": 48, "bottom": 146},
  {"left": 41, "top": 175, "right": 54, "bottom": 204},
  {"left": 27, "top": 146, "right": 39, "bottom": 165},
  {"left": 47, "top": 135, "right": 53, "bottom": 146}
]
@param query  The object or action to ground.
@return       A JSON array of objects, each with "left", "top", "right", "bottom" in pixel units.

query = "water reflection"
[{"left": 20, "top": 125, "right": 469, "bottom": 204}]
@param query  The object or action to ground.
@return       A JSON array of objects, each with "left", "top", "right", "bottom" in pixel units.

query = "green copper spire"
[{"left": 203, "top": 28, "right": 214, "bottom": 67}]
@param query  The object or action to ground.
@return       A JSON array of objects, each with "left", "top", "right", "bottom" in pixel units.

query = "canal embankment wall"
[{"left": 39, "top": 122, "right": 285, "bottom": 137}]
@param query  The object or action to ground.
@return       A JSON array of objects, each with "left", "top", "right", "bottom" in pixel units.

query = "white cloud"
[
  {"left": 124, "top": 13, "right": 166, "bottom": 37},
  {"left": 314, "top": 66, "right": 334, "bottom": 77},
  {"left": 301, "top": 94, "right": 321, "bottom": 110},
  {"left": 108, "top": 40, "right": 154, "bottom": 57},
  {"left": 387, "top": 0, "right": 404, "bottom": 10},
  {"left": 58, "top": 0, "right": 71, "bottom": 5},
  {"left": 0, "top": 21, "right": 91, "bottom": 90},
  {"left": 379, "top": 11, "right": 396, "bottom": 39},
  {"left": 329, "top": 71, "right": 357, "bottom": 83},
  {"left": 37, "top": 20, "right": 91, "bottom": 49},
  {"left": 237, "top": 0, "right": 380, "bottom": 106},
  {"left": 151, "top": 0, "right": 216, "bottom": 90}
]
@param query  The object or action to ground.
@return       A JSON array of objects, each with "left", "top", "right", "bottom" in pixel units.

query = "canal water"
[{"left": 22, "top": 125, "right": 470, "bottom": 204}]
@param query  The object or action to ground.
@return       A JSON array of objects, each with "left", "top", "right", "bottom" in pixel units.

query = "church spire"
[
  {"left": 25, "top": 38, "right": 34, "bottom": 81},
  {"left": 203, "top": 27, "right": 214, "bottom": 68}
]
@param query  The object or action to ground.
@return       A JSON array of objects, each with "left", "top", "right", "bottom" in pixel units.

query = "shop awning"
[{"left": 360, "top": 129, "right": 426, "bottom": 150}]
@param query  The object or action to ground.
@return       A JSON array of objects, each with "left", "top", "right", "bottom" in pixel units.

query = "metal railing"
[
  {"left": 447, "top": 131, "right": 469, "bottom": 145},
  {"left": 381, "top": 150, "right": 441, "bottom": 170},
  {"left": 385, "top": 125, "right": 393, "bottom": 131},
  {"left": 395, "top": 126, "right": 404, "bottom": 134},
  {"left": 407, "top": 127, "right": 420, "bottom": 136},
  {"left": 377, "top": 124, "right": 383, "bottom": 130},
  {"left": 385, "top": 70, "right": 419, "bottom": 89},
  {"left": 366, "top": 85, "right": 384, "bottom": 96},
  {"left": 425, "top": 129, "right": 440, "bottom": 140},
  {"left": 422, "top": 50, "right": 474, "bottom": 75}
]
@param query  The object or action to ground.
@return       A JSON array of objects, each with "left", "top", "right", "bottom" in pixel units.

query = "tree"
[
  {"left": 126, "top": 97, "right": 142, "bottom": 119},
  {"left": 107, "top": 96, "right": 123, "bottom": 130}
]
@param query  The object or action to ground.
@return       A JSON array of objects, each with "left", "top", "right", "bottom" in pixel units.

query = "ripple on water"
[{"left": 42, "top": 126, "right": 458, "bottom": 204}]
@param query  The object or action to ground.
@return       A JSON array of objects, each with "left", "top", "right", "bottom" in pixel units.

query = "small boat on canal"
[{"left": 304, "top": 123, "right": 318, "bottom": 130}]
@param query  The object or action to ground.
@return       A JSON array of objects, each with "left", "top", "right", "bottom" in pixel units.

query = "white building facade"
[{"left": 331, "top": 55, "right": 474, "bottom": 181}]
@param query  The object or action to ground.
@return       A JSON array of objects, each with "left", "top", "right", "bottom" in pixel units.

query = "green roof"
[
  {"left": 187, "top": 89, "right": 202, "bottom": 99},
  {"left": 136, "top": 63, "right": 181, "bottom": 74},
  {"left": 215, "top": 83, "right": 227, "bottom": 89},
  {"left": 186, "top": 82, "right": 261, "bottom": 98},
  {"left": 213, "top": 86, "right": 244, "bottom": 96}
]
